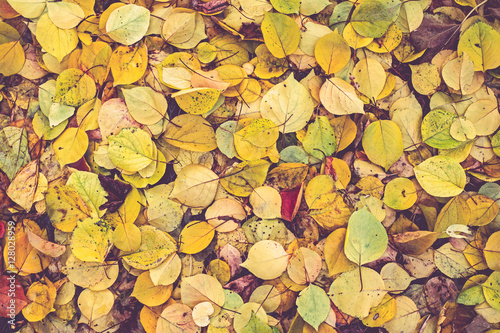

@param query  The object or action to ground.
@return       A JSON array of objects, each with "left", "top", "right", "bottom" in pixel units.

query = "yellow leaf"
[
  {"left": 181, "top": 274, "right": 225, "bottom": 312},
  {"left": 77, "top": 98, "right": 101, "bottom": 131},
  {"left": 366, "top": 24, "right": 402, "bottom": 53},
  {"left": 410, "top": 63, "right": 441, "bottom": 95},
  {"left": 434, "top": 195, "right": 470, "bottom": 234},
  {"left": 383, "top": 177, "right": 417, "bottom": 210},
  {"left": 261, "top": 12, "right": 300, "bottom": 58},
  {"left": 267, "top": 163, "right": 308, "bottom": 189},
  {"left": 162, "top": 114, "right": 217, "bottom": 152},
  {"left": 173, "top": 88, "right": 221, "bottom": 115},
  {"left": 442, "top": 53, "right": 475, "bottom": 94},
  {"left": 66, "top": 171, "right": 108, "bottom": 218},
  {"left": 381, "top": 296, "right": 420, "bottom": 332},
  {"left": 329, "top": 267, "right": 387, "bottom": 318},
  {"left": 467, "top": 195, "right": 499, "bottom": 226},
  {"left": 145, "top": 184, "right": 183, "bottom": 232},
  {"left": 132, "top": 272, "right": 173, "bottom": 306},
  {"left": 315, "top": 31, "right": 351, "bottom": 74},
  {"left": 149, "top": 253, "right": 182, "bottom": 286},
  {"left": 108, "top": 127, "right": 155, "bottom": 173},
  {"left": 22, "top": 279, "right": 57, "bottom": 322},
  {"left": 464, "top": 99, "right": 500, "bottom": 136},
  {"left": 220, "top": 159, "right": 271, "bottom": 197},
  {"left": 0, "top": 40, "right": 24, "bottom": 76},
  {"left": 260, "top": 74, "right": 314, "bottom": 133},
  {"left": 205, "top": 198, "right": 246, "bottom": 233},
  {"left": 458, "top": 22, "right": 500, "bottom": 71},
  {"left": 6, "top": 0, "right": 44, "bottom": 18},
  {"left": 109, "top": 43, "right": 148, "bottom": 86},
  {"left": 305, "top": 175, "right": 352, "bottom": 229},
  {"left": 249, "top": 186, "right": 282, "bottom": 219},
  {"left": 330, "top": 116, "right": 357, "bottom": 151},
  {"left": 287, "top": 247, "right": 322, "bottom": 284},
  {"left": 207, "top": 259, "right": 231, "bottom": 285},
  {"left": 414, "top": 155, "right": 466, "bottom": 197},
  {"left": 2, "top": 220, "right": 51, "bottom": 276},
  {"left": 170, "top": 164, "right": 219, "bottom": 209},
  {"left": 249, "top": 285, "right": 281, "bottom": 313},
  {"left": 77, "top": 289, "right": 114, "bottom": 320},
  {"left": 46, "top": 185, "right": 90, "bottom": 232},
  {"left": 161, "top": 8, "right": 195, "bottom": 45},
  {"left": 325, "top": 157, "right": 351, "bottom": 189},
  {"left": 123, "top": 86, "right": 168, "bottom": 125},
  {"left": 6, "top": 161, "right": 43, "bottom": 212},
  {"left": 484, "top": 231, "right": 500, "bottom": 271},
  {"left": 362, "top": 120, "right": 403, "bottom": 170},
  {"left": 362, "top": 294, "right": 396, "bottom": 327},
  {"left": 71, "top": 218, "right": 112, "bottom": 263},
  {"left": 113, "top": 222, "right": 141, "bottom": 252},
  {"left": 343, "top": 23, "right": 373, "bottom": 49},
  {"left": 323, "top": 228, "right": 357, "bottom": 276},
  {"left": 122, "top": 225, "right": 177, "bottom": 270},
  {"left": 179, "top": 221, "right": 215, "bottom": 254},
  {"left": 47, "top": 2, "right": 84, "bottom": 29},
  {"left": 241, "top": 240, "right": 289, "bottom": 280},
  {"left": 106, "top": 4, "right": 150, "bottom": 45},
  {"left": 88, "top": 262, "right": 119, "bottom": 291},
  {"left": 36, "top": 13, "right": 78, "bottom": 62},
  {"left": 53, "top": 127, "right": 89, "bottom": 166},
  {"left": 320, "top": 77, "right": 365, "bottom": 115},
  {"left": 353, "top": 58, "right": 387, "bottom": 101}
]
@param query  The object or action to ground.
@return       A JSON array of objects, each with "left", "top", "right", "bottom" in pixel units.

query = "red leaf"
[
  {"left": 0, "top": 275, "right": 28, "bottom": 318},
  {"left": 281, "top": 184, "right": 303, "bottom": 222}
]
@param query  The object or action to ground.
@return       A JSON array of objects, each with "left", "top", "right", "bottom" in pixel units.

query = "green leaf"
[
  {"left": 434, "top": 243, "right": 476, "bottom": 279},
  {"left": 0, "top": 126, "right": 30, "bottom": 181},
  {"left": 296, "top": 285, "right": 330, "bottom": 331},
  {"left": 261, "top": 12, "right": 300, "bottom": 58},
  {"left": 270, "top": 0, "right": 300, "bottom": 14},
  {"left": 457, "top": 285, "right": 486, "bottom": 306},
  {"left": 351, "top": 0, "right": 402, "bottom": 38},
  {"left": 414, "top": 155, "right": 466, "bottom": 197},
  {"left": 66, "top": 171, "right": 108, "bottom": 218},
  {"left": 242, "top": 312, "right": 273, "bottom": 333},
  {"left": 106, "top": 4, "right": 150, "bottom": 45},
  {"left": 6, "top": 0, "right": 46, "bottom": 19},
  {"left": 108, "top": 127, "right": 155, "bottom": 173},
  {"left": 345, "top": 208, "right": 388, "bottom": 265},
  {"left": 482, "top": 272, "right": 500, "bottom": 311},
  {"left": 362, "top": 120, "right": 403, "bottom": 170},
  {"left": 303, "top": 116, "right": 336, "bottom": 160},
  {"left": 421, "top": 109, "right": 461, "bottom": 149},
  {"left": 458, "top": 22, "right": 500, "bottom": 72}
]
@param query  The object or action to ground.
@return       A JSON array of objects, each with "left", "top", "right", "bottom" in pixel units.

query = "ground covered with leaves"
[{"left": 1, "top": 0, "right": 500, "bottom": 332}]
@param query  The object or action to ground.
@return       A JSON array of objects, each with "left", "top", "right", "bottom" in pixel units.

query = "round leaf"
[
  {"left": 240, "top": 240, "right": 289, "bottom": 280},
  {"left": 345, "top": 207, "right": 388, "bottom": 265},
  {"left": 414, "top": 155, "right": 466, "bottom": 197},
  {"left": 362, "top": 120, "right": 403, "bottom": 170},
  {"left": 106, "top": 4, "right": 150, "bottom": 45}
]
